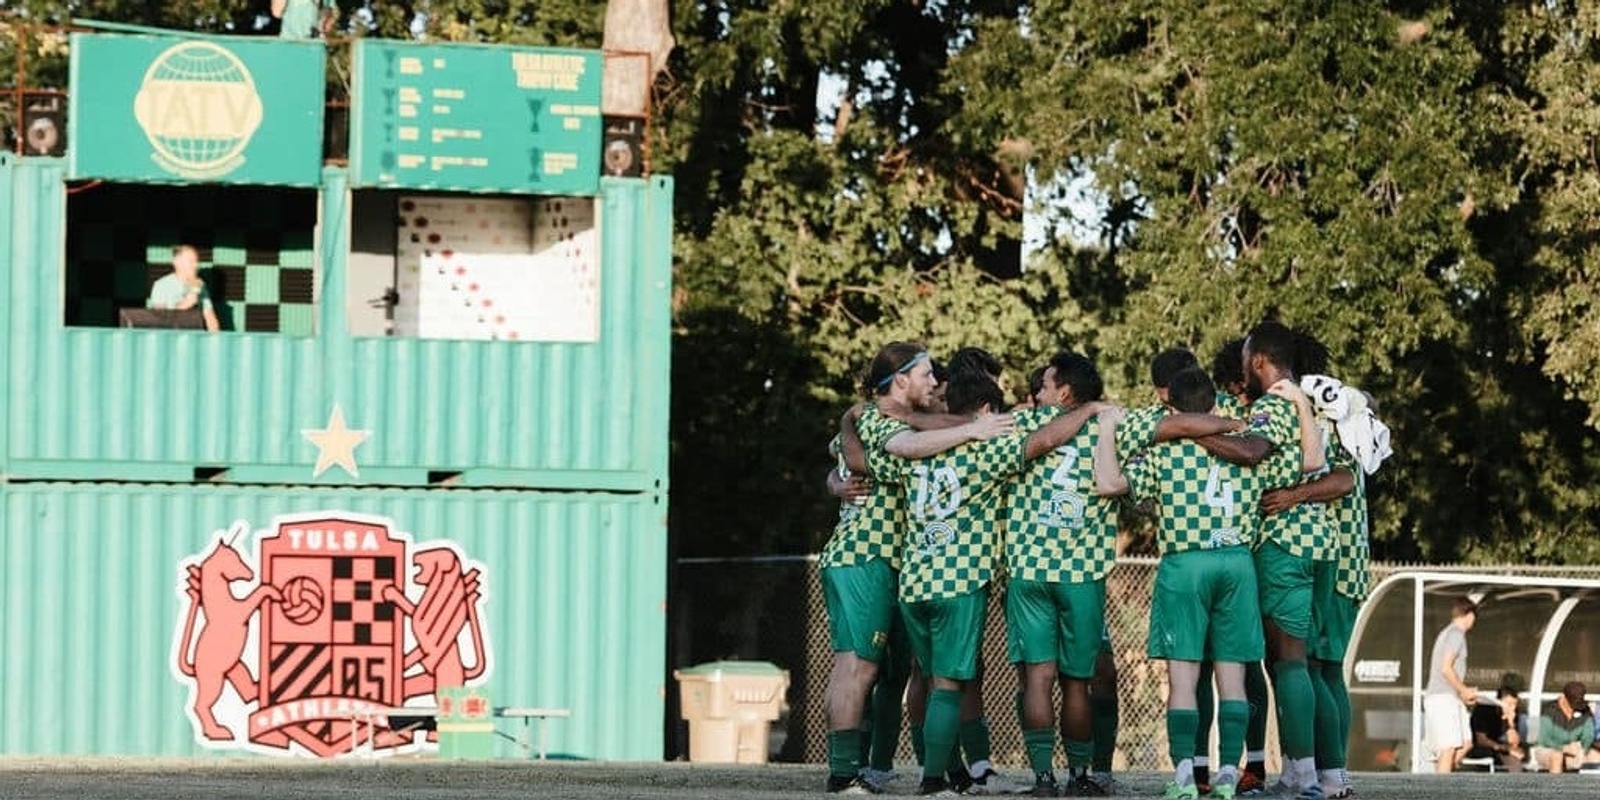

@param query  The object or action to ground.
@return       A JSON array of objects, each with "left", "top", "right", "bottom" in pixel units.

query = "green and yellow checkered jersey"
[
  {"left": 1215, "top": 391, "right": 1248, "bottom": 420},
  {"left": 1117, "top": 404, "right": 1167, "bottom": 464},
  {"left": 897, "top": 433, "right": 1026, "bottom": 603},
  {"left": 1003, "top": 406, "right": 1118, "bottom": 583},
  {"left": 1124, "top": 436, "right": 1265, "bottom": 554},
  {"left": 821, "top": 407, "right": 911, "bottom": 570},
  {"left": 1248, "top": 394, "right": 1333, "bottom": 561},
  {"left": 1327, "top": 427, "right": 1371, "bottom": 600}
]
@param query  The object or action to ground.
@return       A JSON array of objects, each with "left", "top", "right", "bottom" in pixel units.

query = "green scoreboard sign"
[
  {"left": 350, "top": 40, "right": 603, "bottom": 195},
  {"left": 68, "top": 32, "right": 326, "bottom": 186}
]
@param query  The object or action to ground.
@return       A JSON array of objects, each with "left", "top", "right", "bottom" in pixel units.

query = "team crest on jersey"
[{"left": 171, "top": 512, "right": 491, "bottom": 757}]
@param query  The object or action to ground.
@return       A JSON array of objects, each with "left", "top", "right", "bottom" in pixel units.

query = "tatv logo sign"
[
  {"left": 69, "top": 31, "right": 325, "bottom": 186},
  {"left": 132, "top": 41, "right": 265, "bottom": 179}
]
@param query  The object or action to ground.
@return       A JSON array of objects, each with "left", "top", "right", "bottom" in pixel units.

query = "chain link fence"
[{"left": 669, "top": 556, "right": 1600, "bottom": 770}]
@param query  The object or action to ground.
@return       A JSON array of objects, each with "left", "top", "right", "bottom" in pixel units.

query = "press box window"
[{"left": 65, "top": 183, "right": 319, "bottom": 334}]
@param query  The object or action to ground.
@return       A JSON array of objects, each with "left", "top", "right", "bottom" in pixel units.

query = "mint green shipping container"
[{"left": 0, "top": 144, "right": 673, "bottom": 759}]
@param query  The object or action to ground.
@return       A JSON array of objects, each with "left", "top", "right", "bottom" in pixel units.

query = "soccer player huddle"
[{"left": 818, "top": 320, "right": 1391, "bottom": 799}]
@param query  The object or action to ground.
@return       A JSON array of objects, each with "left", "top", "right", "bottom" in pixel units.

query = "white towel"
[{"left": 1300, "top": 374, "right": 1393, "bottom": 475}]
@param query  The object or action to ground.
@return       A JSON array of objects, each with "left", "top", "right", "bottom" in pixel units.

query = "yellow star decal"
[{"left": 301, "top": 405, "right": 372, "bottom": 479}]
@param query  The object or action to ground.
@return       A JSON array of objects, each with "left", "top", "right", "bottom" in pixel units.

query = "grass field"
[{"left": 0, "top": 759, "right": 1593, "bottom": 800}]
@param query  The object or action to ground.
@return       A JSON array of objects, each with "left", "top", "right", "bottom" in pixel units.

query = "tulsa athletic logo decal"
[{"left": 171, "top": 512, "right": 490, "bottom": 756}]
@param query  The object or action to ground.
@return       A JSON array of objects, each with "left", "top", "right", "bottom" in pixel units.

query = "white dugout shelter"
[{"left": 1345, "top": 571, "right": 1600, "bottom": 773}]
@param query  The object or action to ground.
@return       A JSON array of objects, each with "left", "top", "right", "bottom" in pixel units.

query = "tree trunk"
[{"left": 602, "top": 0, "right": 674, "bottom": 116}]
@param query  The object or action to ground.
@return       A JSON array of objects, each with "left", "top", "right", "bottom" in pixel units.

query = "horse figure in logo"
[{"left": 175, "top": 532, "right": 282, "bottom": 740}]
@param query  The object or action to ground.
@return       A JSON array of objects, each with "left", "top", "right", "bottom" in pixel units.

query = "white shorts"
[{"left": 1424, "top": 693, "right": 1471, "bottom": 754}]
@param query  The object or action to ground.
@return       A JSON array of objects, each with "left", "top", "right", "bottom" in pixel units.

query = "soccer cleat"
[
  {"left": 1195, "top": 783, "right": 1212, "bottom": 796},
  {"left": 1163, "top": 781, "right": 1200, "bottom": 800},
  {"left": 1086, "top": 772, "right": 1119, "bottom": 796},
  {"left": 1029, "top": 771, "right": 1059, "bottom": 798},
  {"left": 968, "top": 767, "right": 1021, "bottom": 795},
  {"left": 1263, "top": 778, "right": 1300, "bottom": 798},
  {"left": 1235, "top": 771, "right": 1266, "bottom": 797},
  {"left": 858, "top": 768, "right": 901, "bottom": 793},
  {"left": 1321, "top": 768, "right": 1354, "bottom": 800},
  {"left": 1293, "top": 785, "right": 1325, "bottom": 800},
  {"left": 1210, "top": 769, "right": 1239, "bottom": 800},
  {"left": 827, "top": 775, "right": 883, "bottom": 795},
  {"left": 946, "top": 767, "right": 976, "bottom": 795},
  {"left": 1063, "top": 772, "right": 1108, "bottom": 796},
  {"left": 919, "top": 776, "right": 964, "bottom": 797}
]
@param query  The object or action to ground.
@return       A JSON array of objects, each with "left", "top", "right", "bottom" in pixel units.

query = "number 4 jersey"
[
  {"left": 1003, "top": 406, "right": 1118, "bottom": 584},
  {"left": 1124, "top": 435, "right": 1266, "bottom": 554}
]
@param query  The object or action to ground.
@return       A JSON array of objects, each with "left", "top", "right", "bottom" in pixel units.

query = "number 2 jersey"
[{"left": 1003, "top": 406, "right": 1117, "bottom": 583}]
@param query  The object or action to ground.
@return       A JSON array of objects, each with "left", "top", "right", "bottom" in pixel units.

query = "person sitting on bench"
[{"left": 1466, "top": 684, "right": 1525, "bottom": 772}]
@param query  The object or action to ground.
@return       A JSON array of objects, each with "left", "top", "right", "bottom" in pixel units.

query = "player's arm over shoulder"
[{"left": 885, "top": 410, "right": 1015, "bottom": 459}]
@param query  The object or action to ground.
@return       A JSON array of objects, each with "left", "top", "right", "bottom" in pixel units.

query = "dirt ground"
[{"left": 0, "top": 759, "right": 1595, "bottom": 800}]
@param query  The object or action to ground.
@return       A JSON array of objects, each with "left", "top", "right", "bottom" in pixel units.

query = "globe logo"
[{"left": 133, "top": 41, "right": 264, "bottom": 179}]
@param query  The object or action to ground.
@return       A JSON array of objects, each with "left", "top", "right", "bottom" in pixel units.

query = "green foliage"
[
  {"left": 8, "top": 0, "right": 1598, "bottom": 560},
  {"left": 661, "top": 0, "right": 1600, "bottom": 562}
]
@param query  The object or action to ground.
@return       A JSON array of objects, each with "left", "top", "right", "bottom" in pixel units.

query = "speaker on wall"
[
  {"left": 601, "top": 115, "right": 645, "bottom": 178},
  {"left": 21, "top": 103, "right": 66, "bottom": 158}
]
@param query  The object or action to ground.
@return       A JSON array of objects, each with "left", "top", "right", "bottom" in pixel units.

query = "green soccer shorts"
[
  {"left": 1146, "top": 547, "right": 1264, "bottom": 662},
  {"left": 1004, "top": 578, "right": 1106, "bottom": 679},
  {"left": 820, "top": 558, "right": 898, "bottom": 661},
  {"left": 900, "top": 588, "right": 988, "bottom": 681},
  {"left": 1254, "top": 540, "right": 1316, "bottom": 641}
]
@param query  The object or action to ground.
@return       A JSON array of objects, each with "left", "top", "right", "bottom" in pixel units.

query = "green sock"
[
  {"left": 1272, "top": 659, "right": 1314, "bottom": 759},
  {"left": 912, "top": 724, "right": 927, "bottom": 767},
  {"left": 1167, "top": 709, "right": 1200, "bottom": 771},
  {"left": 1195, "top": 662, "right": 1215, "bottom": 759},
  {"left": 1023, "top": 727, "right": 1056, "bottom": 774},
  {"left": 1218, "top": 700, "right": 1249, "bottom": 769},
  {"left": 859, "top": 726, "right": 873, "bottom": 772},
  {"left": 1321, "top": 661, "right": 1350, "bottom": 769},
  {"left": 960, "top": 717, "right": 992, "bottom": 766},
  {"left": 922, "top": 689, "right": 963, "bottom": 779},
  {"left": 1310, "top": 662, "right": 1340, "bottom": 769},
  {"left": 1064, "top": 736, "right": 1093, "bottom": 771},
  {"left": 1245, "top": 661, "right": 1268, "bottom": 752},
  {"left": 828, "top": 729, "right": 861, "bottom": 779},
  {"left": 869, "top": 678, "right": 905, "bottom": 770},
  {"left": 1091, "top": 690, "right": 1119, "bottom": 772}
]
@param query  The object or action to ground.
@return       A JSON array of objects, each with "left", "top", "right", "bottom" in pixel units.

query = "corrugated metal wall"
[
  {"left": 0, "top": 153, "right": 674, "bottom": 759},
  {"left": 0, "top": 483, "right": 666, "bottom": 757},
  {"left": 1, "top": 156, "right": 673, "bottom": 490}
]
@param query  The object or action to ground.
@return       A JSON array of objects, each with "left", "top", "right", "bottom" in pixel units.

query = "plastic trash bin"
[{"left": 674, "top": 660, "right": 790, "bottom": 763}]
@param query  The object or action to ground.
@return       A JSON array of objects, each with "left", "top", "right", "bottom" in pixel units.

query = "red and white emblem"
[{"left": 171, "top": 512, "right": 491, "bottom": 756}]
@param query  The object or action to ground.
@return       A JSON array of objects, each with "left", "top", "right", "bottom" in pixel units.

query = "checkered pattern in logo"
[
  {"left": 1126, "top": 439, "right": 1266, "bottom": 555},
  {"left": 1005, "top": 408, "right": 1116, "bottom": 583},
  {"left": 258, "top": 526, "right": 406, "bottom": 757},
  {"left": 821, "top": 407, "right": 911, "bottom": 569},
  {"left": 897, "top": 435, "right": 1025, "bottom": 603}
]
